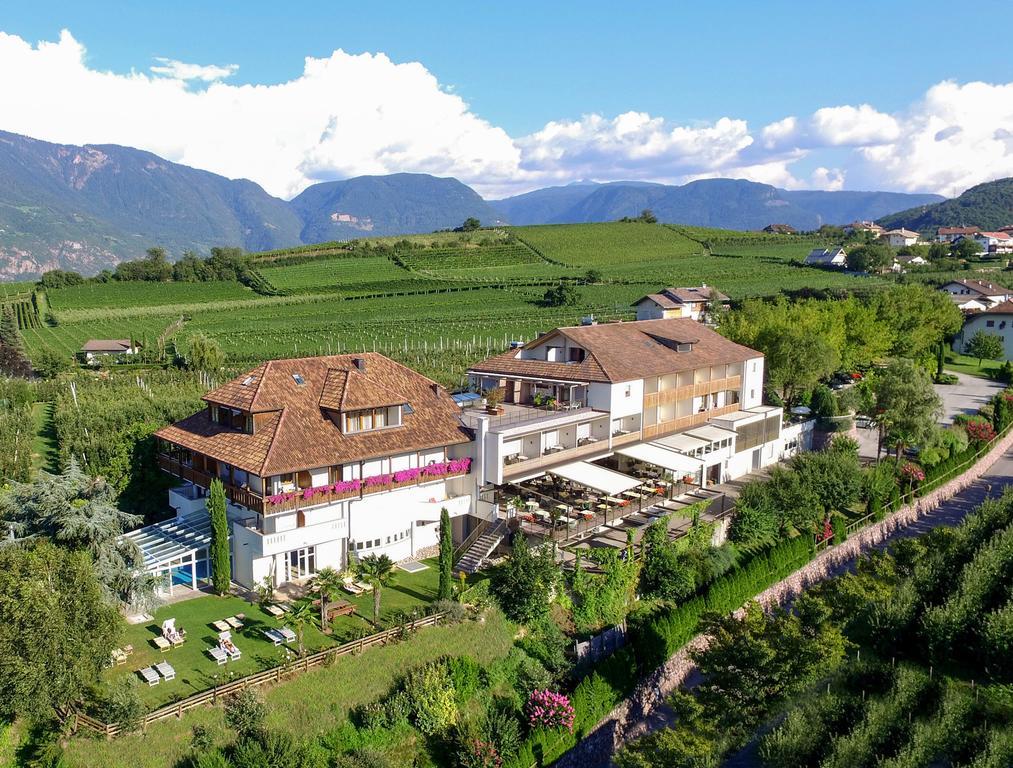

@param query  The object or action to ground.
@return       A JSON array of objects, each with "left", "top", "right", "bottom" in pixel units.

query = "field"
[{"left": 17, "top": 222, "right": 901, "bottom": 385}]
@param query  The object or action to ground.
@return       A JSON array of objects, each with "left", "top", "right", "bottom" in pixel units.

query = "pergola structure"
[{"left": 122, "top": 516, "right": 213, "bottom": 597}]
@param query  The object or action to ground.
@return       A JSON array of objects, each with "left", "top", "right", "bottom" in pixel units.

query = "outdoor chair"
[
  {"left": 152, "top": 636, "right": 171, "bottom": 652},
  {"left": 225, "top": 615, "right": 244, "bottom": 630},
  {"left": 278, "top": 627, "right": 297, "bottom": 643},
  {"left": 263, "top": 628, "right": 285, "bottom": 646},
  {"left": 219, "top": 630, "right": 242, "bottom": 660},
  {"left": 265, "top": 604, "right": 286, "bottom": 618},
  {"left": 138, "top": 666, "right": 160, "bottom": 686},
  {"left": 162, "top": 618, "right": 186, "bottom": 645},
  {"left": 155, "top": 661, "right": 175, "bottom": 681},
  {"left": 208, "top": 646, "right": 227, "bottom": 665}
]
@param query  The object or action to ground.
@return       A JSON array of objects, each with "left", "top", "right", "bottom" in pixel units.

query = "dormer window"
[
  {"left": 292, "top": 373, "right": 305, "bottom": 386},
  {"left": 343, "top": 405, "right": 403, "bottom": 434},
  {"left": 677, "top": 343, "right": 693, "bottom": 352}
]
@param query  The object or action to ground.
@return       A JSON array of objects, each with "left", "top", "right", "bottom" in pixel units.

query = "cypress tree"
[
  {"left": 437, "top": 506, "right": 453, "bottom": 600},
  {"left": 208, "top": 479, "right": 231, "bottom": 594}
]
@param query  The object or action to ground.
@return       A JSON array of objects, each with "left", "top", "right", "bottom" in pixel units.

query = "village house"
[
  {"left": 939, "top": 278, "right": 1012, "bottom": 311},
  {"left": 631, "top": 285, "right": 729, "bottom": 322},
  {"left": 80, "top": 339, "right": 141, "bottom": 363},
  {"left": 937, "top": 226, "right": 980, "bottom": 243},
  {"left": 803, "top": 246, "right": 848, "bottom": 268},
  {"left": 974, "top": 231, "right": 1013, "bottom": 255},
  {"left": 843, "top": 220, "right": 884, "bottom": 236},
  {"left": 951, "top": 301, "right": 1013, "bottom": 360},
  {"left": 762, "top": 223, "right": 796, "bottom": 235},
  {"left": 139, "top": 353, "right": 474, "bottom": 593},
  {"left": 883, "top": 228, "right": 920, "bottom": 248}
]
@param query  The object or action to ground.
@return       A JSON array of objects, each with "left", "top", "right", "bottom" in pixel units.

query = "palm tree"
[
  {"left": 356, "top": 554, "right": 395, "bottom": 627},
  {"left": 287, "top": 599, "right": 316, "bottom": 656},
  {"left": 311, "top": 566, "right": 344, "bottom": 633}
]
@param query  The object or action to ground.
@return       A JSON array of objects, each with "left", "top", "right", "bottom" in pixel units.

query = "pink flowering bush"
[
  {"left": 899, "top": 462, "right": 925, "bottom": 483},
  {"left": 459, "top": 739, "right": 502, "bottom": 768},
  {"left": 267, "top": 457, "right": 471, "bottom": 507},
  {"left": 526, "top": 689, "right": 575, "bottom": 732},
  {"left": 965, "top": 420, "right": 996, "bottom": 444}
]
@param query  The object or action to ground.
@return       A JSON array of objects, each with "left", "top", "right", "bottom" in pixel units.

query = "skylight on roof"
[
  {"left": 292, "top": 373, "right": 305, "bottom": 385},
  {"left": 404, "top": 403, "right": 414, "bottom": 415},
  {"left": 242, "top": 376, "right": 255, "bottom": 386}
]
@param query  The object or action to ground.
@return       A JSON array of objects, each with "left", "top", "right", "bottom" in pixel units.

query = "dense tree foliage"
[
  {"left": 209, "top": 478, "right": 231, "bottom": 594},
  {"left": 0, "top": 541, "right": 120, "bottom": 723},
  {"left": 873, "top": 358, "right": 942, "bottom": 458},
  {"left": 0, "top": 304, "right": 31, "bottom": 378},
  {"left": 437, "top": 506, "right": 453, "bottom": 601},
  {"left": 0, "top": 460, "right": 156, "bottom": 605},
  {"left": 491, "top": 535, "right": 558, "bottom": 623},
  {"left": 965, "top": 329, "right": 1004, "bottom": 366},
  {"left": 541, "top": 283, "right": 581, "bottom": 307}
]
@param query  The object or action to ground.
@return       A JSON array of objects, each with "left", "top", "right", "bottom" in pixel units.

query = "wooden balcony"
[
  {"left": 158, "top": 454, "right": 471, "bottom": 517},
  {"left": 641, "top": 403, "right": 739, "bottom": 440},
  {"left": 643, "top": 375, "right": 742, "bottom": 409}
]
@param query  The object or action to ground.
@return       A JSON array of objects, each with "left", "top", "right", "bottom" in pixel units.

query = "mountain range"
[
  {"left": 0, "top": 129, "right": 948, "bottom": 279},
  {"left": 877, "top": 178, "right": 1013, "bottom": 233}
]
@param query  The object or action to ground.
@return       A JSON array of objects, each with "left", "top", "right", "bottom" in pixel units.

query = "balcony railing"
[
  {"left": 157, "top": 454, "right": 471, "bottom": 517},
  {"left": 502, "top": 440, "right": 610, "bottom": 479}
]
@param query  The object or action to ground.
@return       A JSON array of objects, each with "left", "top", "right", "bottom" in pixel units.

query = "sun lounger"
[
  {"left": 138, "top": 666, "right": 160, "bottom": 686},
  {"left": 161, "top": 618, "right": 186, "bottom": 645},
  {"left": 265, "top": 604, "right": 285, "bottom": 618},
  {"left": 155, "top": 662, "right": 175, "bottom": 681},
  {"left": 263, "top": 628, "right": 285, "bottom": 646},
  {"left": 219, "top": 630, "right": 241, "bottom": 660},
  {"left": 152, "top": 636, "right": 171, "bottom": 652},
  {"left": 353, "top": 581, "right": 373, "bottom": 592},
  {"left": 111, "top": 649, "right": 127, "bottom": 665},
  {"left": 278, "top": 627, "right": 297, "bottom": 643},
  {"left": 212, "top": 619, "right": 231, "bottom": 632},
  {"left": 342, "top": 582, "right": 365, "bottom": 595},
  {"left": 225, "top": 616, "right": 244, "bottom": 630},
  {"left": 208, "top": 646, "right": 227, "bottom": 665}
]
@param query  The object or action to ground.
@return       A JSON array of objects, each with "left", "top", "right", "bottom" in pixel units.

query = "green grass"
[
  {"left": 258, "top": 255, "right": 423, "bottom": 294},
  {"left": 63, "top": 609, "right": 516, "bottom": 768},
  {"left": 30, "top": 401, "right": 58, "bottom": 475},
  {"left": 944, "top": 349, "right": 1005, "bottom": 379},
  {"left": 102, "top": 559, "right": 447, "bottom": 711},
  {"left": 512, "top": 221, "right": 703, "bottom": 266}
]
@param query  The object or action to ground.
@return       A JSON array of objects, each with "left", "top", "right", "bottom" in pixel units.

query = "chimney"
[
  {"left": 430, "top": 383, "right": 439, "bottom": 397},
  {"left": 353, "top": 357, "right": 366, "bottom": 373}
]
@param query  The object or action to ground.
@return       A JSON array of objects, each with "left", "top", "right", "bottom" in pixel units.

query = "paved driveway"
[{"left": 936, "top": 371, "right": 1003, "bottom": 425}]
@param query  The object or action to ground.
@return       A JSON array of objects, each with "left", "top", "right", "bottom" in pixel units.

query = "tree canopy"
[
  {"left": 965, "top": 330, "right": 1004, "bottom": 366},
  {"left": 873, "top": 358, "right": 942, "bottom": 458}
]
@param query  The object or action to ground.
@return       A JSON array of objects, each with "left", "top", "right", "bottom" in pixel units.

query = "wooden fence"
[{"left": 72, "top": 611, "right": 447, "bottom": 740}]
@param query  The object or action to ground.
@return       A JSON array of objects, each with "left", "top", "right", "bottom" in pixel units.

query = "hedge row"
[{"left": 503, "top": 535, "right": 815, "bottom": 768}]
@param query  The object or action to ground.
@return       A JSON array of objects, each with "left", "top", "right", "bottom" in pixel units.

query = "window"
[
  {"left": 344, "top": 405, "right": 403, "bottom": 433},
  {"left": 292, "top": 373, "right": 305, "bottom": 385},
  {"left": 987, "top": 320, "right": 995, "bottom": 328},
  {"left": 624, "top": 385, "right": 631, "bottom": 398}
]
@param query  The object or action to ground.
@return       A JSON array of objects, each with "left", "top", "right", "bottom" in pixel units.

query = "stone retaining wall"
[{"left": 554, "top": 429, "right": 1013, "bottom": 768}]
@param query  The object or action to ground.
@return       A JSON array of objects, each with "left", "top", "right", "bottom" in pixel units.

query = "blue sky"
[{"left": 2, "top": 1, "right": 1013, "bottom": 197}]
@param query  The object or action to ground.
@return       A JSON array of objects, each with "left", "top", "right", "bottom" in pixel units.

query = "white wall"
[
  {"left": 953, "top": 314, "right": 1013, "bottom": 360},
  {"left": 741, "top": 357, "right": 765, "bottom": 409},
  {"left": 608, "top": 380, "right": 644, "bottom": 419}
]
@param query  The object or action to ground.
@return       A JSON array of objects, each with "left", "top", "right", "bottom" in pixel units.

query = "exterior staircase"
[{"left": 455, "top": 520, "right": 507, "bottom": 574}]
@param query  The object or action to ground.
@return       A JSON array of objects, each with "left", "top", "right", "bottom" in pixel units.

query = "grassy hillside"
[
  {"left": 879, "top": 177, "right": 1013, "bottom": 232},
  {"left": 22, "top": 222, "right": 905, "bottom": 386}
]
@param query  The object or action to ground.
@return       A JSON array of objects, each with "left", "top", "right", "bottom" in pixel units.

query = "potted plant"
[
  {"left": 484, "top": 387, "right": 505, "bottom": 415},
  {"left": 682, "top": 474, "right": 696, "bottom": 485}
]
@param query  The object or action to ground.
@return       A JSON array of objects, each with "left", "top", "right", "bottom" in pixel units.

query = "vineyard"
[{"left": 13, "top": 222, "right": 909, "bottom": 385}]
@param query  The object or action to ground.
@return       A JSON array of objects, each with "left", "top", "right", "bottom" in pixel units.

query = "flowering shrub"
[
  {"left": 526, "top": 689, "right": 575, "bottom": 732},
  {"left": 267, "top": 457, "right": 471, "bottom": 506},
  {"left": 965, "top": 420, "right": 996, "bottom": 444},
  {"left": 459, "top": 739, "right": 502, "bottom": 768},
  {"left": 899, "top": 462, "right": 925, "bottom": 483}
]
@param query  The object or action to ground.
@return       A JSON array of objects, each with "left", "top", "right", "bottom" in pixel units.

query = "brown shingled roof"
[
  {"left": 469, "top": 318, "right": 758, "bottom": 384},
  {"left": 947, "top": 278, "right": 1009, "bottom": 296},
  {"left": 981, "top": 299, "right": 1013, "bottom": 315},
  {"left": 633, "top": 286, "right": 729, "bottom": 308},
  {"left": 156, "top": 353, "right": 470, "bottom": 477}
]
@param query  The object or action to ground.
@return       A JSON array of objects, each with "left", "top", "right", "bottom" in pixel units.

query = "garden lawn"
[
  {"left": 64, "top": 610, "right": 516, "bottom": 768},
  {"left": 944, "top": 349, "right": 1004, "bottom": 379},
  {"left": 102, "top": 595, "right": 338, "bottom": 710}
]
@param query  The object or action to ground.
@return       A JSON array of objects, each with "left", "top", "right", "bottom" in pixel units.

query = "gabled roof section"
[
  {"left": 81, "top": 339, "right": 134, "bottom": 352},
  {"left": 156, "top": 353, "right": 470, "bottom": 477},
  {"left": 634, "top": 285, "right": 729, "bottom": 308},
  {"left": 945, "top": 278, "right": 1009, "bottom": 296},
  {"left": 980, "top": 299, "right": 1013, "bottom": 315},
  {"left": 469, "top": 319, "right": 759, "bottom": 384}
]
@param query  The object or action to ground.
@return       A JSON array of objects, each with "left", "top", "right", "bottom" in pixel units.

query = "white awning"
[
  {"left": 686, "top": 425, "right": 738, "bottom": 444},
  {"left": 617, "top": 443, "right": 704, "bottom": 472},
  {"left": 654, "top": 432, "right": 709, "bottom": 454},
  {"left": 121, "top": 515, "right": 212, "bottom": 570},
  {"left": 550, "top": 461, "right": 642, "bottom": 495}
]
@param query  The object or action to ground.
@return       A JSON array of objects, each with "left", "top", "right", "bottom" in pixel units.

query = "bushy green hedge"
[{"left": 503, "top": 536, "right": 814, "bottom": 767}]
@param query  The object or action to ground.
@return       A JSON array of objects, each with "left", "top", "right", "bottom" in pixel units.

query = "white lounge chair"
[
  {"left": 162, "top": 618, "right": 186, "bottom": 646},
  {"left": 225, "top": 615, "right": 245, "bottom": 630},
  {"left": 138, "top": 666, "right": 160, "bottom": 686},
  {"left": 262, "top": 628, "right": 285, "bottom": 646},
  {"left": 278, "top": 627, "right": 297, "bottom": 644},
  {"left": 219, "top": 630, "right": 241, "bottom": 660},
  {"left": 208, "top": 646, "right": 227, "bottom": 665},
  {"left": 265, "top": 604, "right": 285, "bottom": 618},
  {"left": 155, "top": 661, "right": 176, "bottom": 681}
]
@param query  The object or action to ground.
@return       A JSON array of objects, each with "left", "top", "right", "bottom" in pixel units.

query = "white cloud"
[
  {"left": 150, "top": 57, "right": 239, "bottom": 82},
  {"left": 1, "top": 30, "right": 1013, "bottom": 199}
]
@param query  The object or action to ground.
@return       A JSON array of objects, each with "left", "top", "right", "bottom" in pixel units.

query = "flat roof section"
[
  {"left": 550, "top": 461, "right": 643, "bottom": 496},
  {"left": 654, "top": 432, "right": 710, "bottom": 453}
]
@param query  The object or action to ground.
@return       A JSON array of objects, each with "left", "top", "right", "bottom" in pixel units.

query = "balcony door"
[{"left": 285, "top": 546, "right": 317, "bottom": 581}]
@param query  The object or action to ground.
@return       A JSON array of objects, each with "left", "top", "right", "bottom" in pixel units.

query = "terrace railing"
[{"left": 71, "top": 611, "right": 449, "bottom": 740}]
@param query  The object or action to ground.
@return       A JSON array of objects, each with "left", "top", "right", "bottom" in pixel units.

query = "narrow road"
[{"left": 610, "top": 447, "right": 1013, "bottom": 767}]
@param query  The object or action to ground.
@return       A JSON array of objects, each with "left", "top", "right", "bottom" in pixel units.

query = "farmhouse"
[
  {"left": 80, "top": 338, "right": 140, "bottom": 362},
  {"left": 883, "top": 228, "right": 920, "bottom": 247},
  {"left": 951, "top": 300, "right": 1013, "bottom": 360},
  {"left": 843, "top": 220, "right": 884, "bottom": 236},
  {"left": 147, "top": 353, "right": 473, "bottom": 592},
  {"left": 937, "top": 226, "right": 980, "bottom": 243},
  {"left": 804, "top": 246, "right": 848, "bottom": 268},
  {"left": 762, "top": 223, "right": 796, "bottom": 234},
  {"left": 632, "top": 285, "right": 729, "bottom": 322},
  {"left": 939, "top": 278, "right": 1011, "bottom": 309}
]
